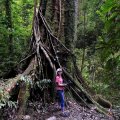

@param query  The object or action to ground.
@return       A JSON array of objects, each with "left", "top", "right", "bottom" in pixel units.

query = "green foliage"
[
  {"left": 0, "top": 99, "right": 17, "bottom": 109},
  {"left": 96, "top": 0, "right": 120, "bottom": 87},
  {"left": 97, "top": 0, "right": 120, "bottom": 58},
  {"left": 20, "top": 76, "right": 51, "bottom": 92},
  {"left": 34, "top": 79, "right": 51, "bottom": 91},
  {"left": 0, "top": 0, "right": 34, "bottom": 76},
  {"left": 20, "top": 75, "right": 32, "bottom": 85},
  {"left": 0, "top": 87, "right": 17, "bottom": 109},
  {"left": 92, "top": 82, "right": 109, "bottom": 94}
]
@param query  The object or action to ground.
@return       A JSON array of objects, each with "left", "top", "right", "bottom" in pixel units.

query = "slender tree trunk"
[
  {"left": 21, "top": 0, "right": 29, "bottom": 27},
  {"left": 81, "top": 6, "right": 86, "bottom": 72},
  {"left": 5, "top": 0, "right": 13, "bottom": 56},
  {"left": 81, "top": 49, "right": 85, "bottom": 72},
  {"left": 32, "top": 0, "right": 38, "bottom": 28},
  {"left": 74, "top": 0, "right": 78, "bottom": 44}
]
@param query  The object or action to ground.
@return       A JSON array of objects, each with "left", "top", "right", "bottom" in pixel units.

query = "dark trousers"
[{"left": 57, "top": 90, "right": 64, "bottom": 111}]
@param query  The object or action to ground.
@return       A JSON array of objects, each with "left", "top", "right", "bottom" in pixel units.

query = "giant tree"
[{"left": 0, "top": 0, "right": 112, "bottom": 119}]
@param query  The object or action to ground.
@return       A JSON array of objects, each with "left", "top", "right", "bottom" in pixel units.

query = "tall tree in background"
[{"left": 5, "top": 0, "right": 13, "bottom": 58}]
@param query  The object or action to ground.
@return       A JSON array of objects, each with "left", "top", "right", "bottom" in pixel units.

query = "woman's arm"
[{"left": 56, "top": 76, "right": 67, "bottom": 87}]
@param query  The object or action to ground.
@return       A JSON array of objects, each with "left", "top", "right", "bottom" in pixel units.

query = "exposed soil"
[{"left": 1, "top": 98, "right": 119, "bottom": 120}]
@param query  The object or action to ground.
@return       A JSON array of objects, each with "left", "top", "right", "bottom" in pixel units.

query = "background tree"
[
  {"left": 5, "top": 0, "right": 13, "bottom": 57},
  {"left": 0, "top": 0, "right": 34, "bottom": 77}
]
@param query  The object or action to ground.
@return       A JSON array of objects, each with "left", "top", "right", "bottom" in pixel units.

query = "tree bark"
[
  {"left": 40, "top": 0, "right": 48, "bottom": 16},
  {"left": 64, "top": 0, "right": 78, "bottom": 71},
  {"left": 17, "top": 58, "right": 37, "bottom": 119},
  {"left": 5, "top": 0, "right": 13, "bottom": 57},
  {"left": 81, "top": 6, "right": 86, "bottom": 72}
]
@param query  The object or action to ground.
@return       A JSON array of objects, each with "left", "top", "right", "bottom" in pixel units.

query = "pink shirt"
[{"left": 55, "top": 76, "right": 64, "bottom": 90}]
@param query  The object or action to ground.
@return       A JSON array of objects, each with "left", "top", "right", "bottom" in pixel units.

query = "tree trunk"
[
  {"left": 5, "top": 0, "right": 13, "bottom": 57},
  {"left": 40, "top": 0, "right": 48, "bottom": 16},
  {"left": 81, "top": 4, "right": 86, "bottom": 73},
  {"left": 64, "top": 0, "right": 78, "bottom": 71},
  {"left": 17, "top": 58, "right": 37, "bottom": 119}
]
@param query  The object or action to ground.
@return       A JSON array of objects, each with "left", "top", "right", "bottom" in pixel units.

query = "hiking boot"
[{"left": 60, "top": 112, "right": 70, "bottom": 117}]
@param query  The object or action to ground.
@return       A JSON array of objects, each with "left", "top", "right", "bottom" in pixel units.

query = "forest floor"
[{"left": 1, "top": 98, "right": 120, "bottom": 120}]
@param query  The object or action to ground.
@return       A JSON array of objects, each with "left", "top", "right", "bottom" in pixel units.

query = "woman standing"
[{"left": 55, "top": 68, "right": 69, "bottom": 117}]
